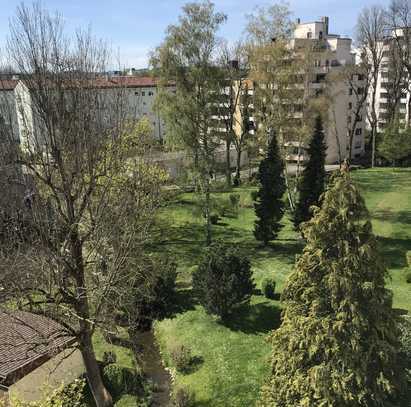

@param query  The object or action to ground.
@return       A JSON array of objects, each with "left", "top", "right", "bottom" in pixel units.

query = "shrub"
[
  {"left": 262, "top": 278, "right": 276, "bottom": 299},
  {"left": 406, "top": 251, "right": 411, "bottom": 267},
  {"left": 210, "top": 213, "right": 220, "bottom": 225},
  {"left": 173, "top": 385, "right": 195, "bottom": 407},
  {"left": 192, "top": 243, "right": 255, "bottom": 320},
  {"left": 102, "top": 364, "right": 143, "bottom": 401},
  {"left": 102, "top": 351, "right": 117, "bottom": 366},
  {"left": 170, "top": 344, "right": 193, "bottom": 373},
  {"left": 406, "top": 270, "right": 411, "bottom": 284},
  {"left": 399, "top": 316, "right": 411, "bottom": 370},
  {"left": 114, "top": 395, "right": 139, "bottom": 407},
  {"left": 130, "top": 257, "right": 177, "bottom": 331},
  {"left": 229, "top": 193, "right": 240, "bottom": 211}
]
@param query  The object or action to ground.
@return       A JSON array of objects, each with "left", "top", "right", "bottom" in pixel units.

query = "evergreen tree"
[
  {"left": 294, "top": 115, "right": 327, "bottom": 230},
  {"left": 260, "top": 170, "right": 407, "bottom": 407},
  {"left": 253, "top": 130, "right": 286, "bottom": 245}
]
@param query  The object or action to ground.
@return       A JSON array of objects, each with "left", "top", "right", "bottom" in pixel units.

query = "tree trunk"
[
  {"left": 225, "top": 139, "right": 231, "bottom": 187},
  {"left": 235, "top": 148, "right": 242, "bottom": 185},
  {"left": 371, "top": 126, "right": 376, "bottom": 168},
  {"left": 204, "top": 175, "right": 212, "bottom": 246},
  {"left": 80, "top": 327, "right": 113, "bottom": 407}
]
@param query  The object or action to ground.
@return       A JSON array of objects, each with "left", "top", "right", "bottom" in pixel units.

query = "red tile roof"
[
  {"left": 92, "top": 76, "right": 173, "bottom": 89},
  {"left": 0, "top": 311, "right": 75, "bottom": 386}
]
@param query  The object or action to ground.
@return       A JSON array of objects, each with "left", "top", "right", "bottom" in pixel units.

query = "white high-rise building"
[{"left": 288, "top": 17, "right": 366, "bottom": 163}]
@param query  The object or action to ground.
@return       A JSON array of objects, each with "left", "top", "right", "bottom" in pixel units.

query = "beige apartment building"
[{"left": 287, "top": 17, "right": 366, "bottom": 164}]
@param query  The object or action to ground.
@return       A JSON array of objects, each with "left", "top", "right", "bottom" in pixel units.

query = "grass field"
[{"left": 152, "top": 168, "right": 411, "bottom": 406}]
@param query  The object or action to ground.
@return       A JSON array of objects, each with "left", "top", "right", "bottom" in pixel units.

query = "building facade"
[{"left": 289, "top": 17, "right": 366, "bottom": 163}]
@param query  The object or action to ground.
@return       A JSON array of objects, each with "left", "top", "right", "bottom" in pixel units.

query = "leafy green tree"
[
  {"left": 260, "top": 170, "right": 407, "bottom": 407},
  {"left": 253, "top": 131, "right": 286, "bottom": 245},
  {"left": 192, "top": 243, "right": 254, "bottom": 320},
  {"left": 152, "top": 0, "right": 226, "bottom": 245},
  {"left": 294, "top": 115, "right": 327, "bottom": 230},
  {"left": 378, "top": 117, "right": 411, "bottom": 166}
]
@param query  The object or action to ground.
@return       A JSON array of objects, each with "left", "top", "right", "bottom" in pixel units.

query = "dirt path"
[{"left": 132, "top": 330, "right": 171, "bottom": 406}]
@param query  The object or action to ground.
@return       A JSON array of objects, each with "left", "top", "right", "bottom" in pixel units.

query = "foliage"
[
  {"left": 102, "top": 364, "right": 143, "bottom": 402},
  {"left": 378, "top": 117, "right": 411, "bottom": 164},
  {"left": 253, "top": 131, "right": 286, "bottom": 245},
  {"left": 294, "top": 115, "right": 327, "bottom": 230},
  {"left": 102, "top": 351, "right": 117, "bottom": 366},
  {"left": 9, "top": 379, "right": 86, "bottom": 407},
  {"left": 260, "top": 170, "right": 407, "bottom": 406},
  {"left": 398, "top": 316, "right": 411, "bottom": 370},
  {"left": 170, "top": 344, "right": 194, "bottom": 373},
  {"left": 210, "top": 213, "right": 220, "bottom": 225},
  {"left": 152, "top": 0, "right": 227, "bottom": 245},
  {"left": 406, "top": 251, "right": 411, "bottom": 267},
  {"left": 261, "top": 278, "right": 276, "bottom": 299},
  {"left": 405, "top": 270, "right": 411, "bottom": 284},
  {"left": 126, "top": 256, "right": 177, "bottom": 331},
  {"left": 172, "top": 385, "right": 196, "bottom": 407},
  {"left": 192, "top": 243, "right": 254, "bottom": 320}
]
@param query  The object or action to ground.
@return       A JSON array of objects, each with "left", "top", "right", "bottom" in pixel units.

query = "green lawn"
[{"left": 153, "top": 168, "right": 411, "bottom": 406}]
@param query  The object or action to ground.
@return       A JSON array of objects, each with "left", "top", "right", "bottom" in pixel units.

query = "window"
[
  {"left": 142, "top": 91, "right": 146, "bottom": 96},
  {"left": 319, "top": 31, "right": 323, "bottom": 40},
  {"left": 355, "top": 128, "right": 362, "bottom": 135},
  {"left": 348, "top": 102, "right": 352, "bottom": 110},
  {"left": 357, "top": 74, "right": 365, "bottom": 81},
  {"left": 135, "top": 92, "right": 139, "bottom": 96},
  {"left": 148, "top": 91, "right": 154, "bottom": 96},
  {"left": 355, "top": 141, "right": 362, "bottom": 149},
  {"left": 307, "top": 32, "right": 312, "bottom": 39},
  {"left": 349, "top": 88, "right": 353, "bottom": 95},
  {"left": 357, "top": 87, "right": 364, "bottom": 95}
]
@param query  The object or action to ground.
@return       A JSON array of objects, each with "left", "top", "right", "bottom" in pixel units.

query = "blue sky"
[{"left": 0, "top": 0, "right": 390, "bottom": 68}]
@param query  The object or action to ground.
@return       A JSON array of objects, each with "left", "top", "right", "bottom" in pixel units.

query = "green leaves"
[{"left": 260, "top": 171, "right": 407, "bottom": 406}]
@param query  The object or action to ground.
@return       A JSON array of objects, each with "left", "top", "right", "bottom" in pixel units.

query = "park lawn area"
[{"left": 153, "top": 168, "right": 411, "bottom": 406}]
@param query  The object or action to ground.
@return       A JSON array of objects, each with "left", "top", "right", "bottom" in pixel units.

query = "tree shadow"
[
  {"left": 372, "top": 209, "right": 411, "bottom": 226},
  {"left": 223, "top": 301, "right": 282, "bottom": 334},
  {"left": 183, "top": 355, "right": 204, "bottom": 375},
  {"left": 377, "top": 236, "right": 411, "bottom": 269}
]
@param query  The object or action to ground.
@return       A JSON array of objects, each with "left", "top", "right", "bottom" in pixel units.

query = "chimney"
[{"left": 321, "top": 16, "right": 329, "bottom": 35}]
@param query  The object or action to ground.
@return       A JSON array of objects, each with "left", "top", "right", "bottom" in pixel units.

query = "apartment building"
[
  {"left": 0, "top": 76, "right": 173, "bottom": 150},
  {"left": 367, "top": 32, "right": 410, "bottom": 132},
  {"left": 288, "top": 17, "right": 366, "bottom": 163}
]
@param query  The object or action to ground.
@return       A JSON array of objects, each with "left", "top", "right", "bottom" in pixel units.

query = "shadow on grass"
[
  {"left": 223, "top": 301, "right": 282, "bottom": 334},
  {"left": 377, "top": 236, "right": 411, "bottom": 269},
  {"left": 372, "top": 209, "right": 411, "bottom": 226}
]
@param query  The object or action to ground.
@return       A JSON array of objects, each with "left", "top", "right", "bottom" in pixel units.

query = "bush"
[
  {"left": 229, "top": 193, "right": 240, "bottom": 213},
  {"left": 262, "top": 278, "right": 276, "bottom": 299},
  {"left": 130, "top": 257, "right": 177, "bottom": 331},
  {"left": 170, "top": 344, "right": 193, "bottom": 373},
  {"left": 407, "top": 251, "right": 411, "bottom": 267},
  {"left": 114, "top": 394, "right": 139, "bottom": 407},
  {"left": 399, "top": 316, "right": 411, "bottom": 370},
  {"left": 102, "top": 364, "right": 143, "bottom": 401},
  {"left": 102, "top": 351, "right": 117, "bottom": 366},
  {"left": 210, "top": 213, "right": 220, "bottom": 225},
  {"left": 173, "top": 385, "right": 195, "bottom": 407},
  {"left": 406, "top": 270, "right": 411, "bottom": 284},
  {"left": 192, "top": 243, "right": 255, "bottom": 320}
]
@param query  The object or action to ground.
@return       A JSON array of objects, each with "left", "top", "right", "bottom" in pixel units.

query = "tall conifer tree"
[
  {"left": 253, "top": 130, "right": 286, "bottom": 245},
  {"left": 260, "top": 170, "right": 407, "bottom": 407},
  {"left": 294, "top": 115, "right": 327, "bottom": 230}
]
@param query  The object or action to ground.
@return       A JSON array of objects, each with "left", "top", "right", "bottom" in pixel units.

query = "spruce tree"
[
  {"left": 253, "top": 130, "right": 286, "bottom": 245},
  {"left": 294, "top": 115, "right": 327, "bottom": 230},
  {"left": 260, "top": 170, "right": 407, "bottom": 407}
]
